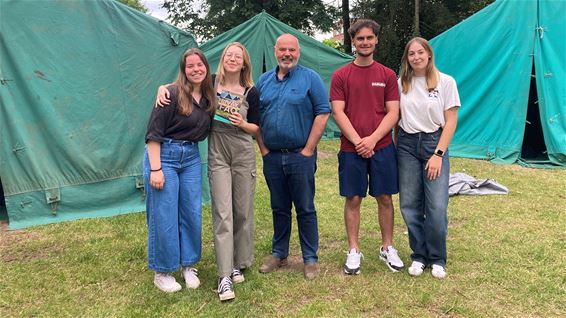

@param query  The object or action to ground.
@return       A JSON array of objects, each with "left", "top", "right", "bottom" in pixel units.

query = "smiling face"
[
  {"left": 275, "top": 34, "right": 300, "bottom": 73},
  {"left": 407, "top": 41, "right": 431, "bottom": 75},
  {"left": 184, "top": 53, "right": 207, "bottom": 85},
  {"left": 352, "top": 27, "right": 377, "bottom": 57},
  {"left": 222, "top": 45, "right": 244, "bottom": 74}
]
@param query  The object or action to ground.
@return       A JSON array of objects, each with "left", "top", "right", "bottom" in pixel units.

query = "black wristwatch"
[{"left": 434, "top": 149, "right": 444, "bottom": 157}]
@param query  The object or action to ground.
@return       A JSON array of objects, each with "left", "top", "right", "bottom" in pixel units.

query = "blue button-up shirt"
[{"left": 256, "top": 64, "right": 330, "bottom": 150}]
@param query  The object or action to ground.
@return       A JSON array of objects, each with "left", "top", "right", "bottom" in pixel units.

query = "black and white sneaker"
[
  {"left": 408, "top": 261, "right": 426, "bottom": 277},
  {"left": 379, "top": 246, "right": 405, "bottom": 272},
  {"left": 344, "top": 248, "right": 363, "bottom": 275},
  {"left": 217, "top": 276, "right": 235, "bottom": 301},
  {"left": 231, "top": 268, "right": 245, "bottom": 283}
]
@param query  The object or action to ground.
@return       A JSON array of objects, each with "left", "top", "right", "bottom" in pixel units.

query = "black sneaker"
[
  {"left": 217, "top": 276, "right": 235, "bottom": 301},
  {"left": 231, "top": 268, "right": 245, "bottom": 283}
]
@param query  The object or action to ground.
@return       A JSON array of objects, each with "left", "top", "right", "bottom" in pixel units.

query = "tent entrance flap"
[
  {"left": 521, "top": 64, "right": 549, "bottom": 163},
  {"left": 0, "top": 180, "right": 7, "bottom": 222}
]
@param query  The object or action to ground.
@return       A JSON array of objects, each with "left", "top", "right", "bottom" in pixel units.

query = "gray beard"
[{"left": 278, "top": 60, "right": 297, "bottom": 70}]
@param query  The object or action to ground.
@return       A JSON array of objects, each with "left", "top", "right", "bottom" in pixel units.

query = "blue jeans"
[
  {"left": 262, "top": 151, "right": 318, "bottom": 263},
  {"left": 397, "top": 129, "right": 449, "bottom": 267},
  {"left": 144, "top": 139, "right": 202, "bottom": 272}
]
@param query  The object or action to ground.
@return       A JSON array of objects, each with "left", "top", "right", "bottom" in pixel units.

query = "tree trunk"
[
  {"left": 342, "top": 0, "right": 351, "bottom": 54},
  {"left": 414, "top": 0, "right": 420, "bottom": 35}
]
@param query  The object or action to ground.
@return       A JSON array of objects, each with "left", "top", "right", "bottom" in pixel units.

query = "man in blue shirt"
[{"left": 256, "top": 34, "right": 330, "bottom": 280}]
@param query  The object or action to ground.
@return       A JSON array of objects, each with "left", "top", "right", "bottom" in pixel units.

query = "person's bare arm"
[
  {"left": 425, "top": 107, "right": 458, "bottom": 180},
  {"left": 354, "top": 100, "right": 400, "bottom": 157},
  {"left": 147, "top": 141, "right": 164, "bottom": 190},
  {"left": 155, "top": 83, "right": 173, "bottom": 107},
  {"left": 228, "top": 113, "right": 259, "bottom": 136},
  {"left": 332, "top": 100, "right": 362, "bottom": 145}
]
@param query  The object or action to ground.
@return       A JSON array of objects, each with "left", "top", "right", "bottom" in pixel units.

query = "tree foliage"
[
  {"left": 322, "top": 39, "right": 345, "bottom": 52},
  {"left": 162, "top": 0, "right": 338, "bottom": 40},
  {"left": 348, "top": 0, "right": 495, "bottom": 71},
  {"left": 118, "top": 0, "right": 148, "bottom": 13}
]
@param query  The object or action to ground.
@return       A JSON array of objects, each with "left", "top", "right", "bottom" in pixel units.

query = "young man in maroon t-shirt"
[{"left": 330, "top": 19, "right": 404, "bottom": 275}]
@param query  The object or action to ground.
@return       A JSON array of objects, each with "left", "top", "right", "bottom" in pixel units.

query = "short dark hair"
[{"left": 348, "top": 19, "right": 381, "bottom": 40}]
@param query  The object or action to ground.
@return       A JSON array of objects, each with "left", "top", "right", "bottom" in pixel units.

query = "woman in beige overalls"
[
  {"left": 156, "top": 43, "right": 260, "bottom": 301},
  {"left": 208, "top": 43, "right": 260, "bottom": 301}
]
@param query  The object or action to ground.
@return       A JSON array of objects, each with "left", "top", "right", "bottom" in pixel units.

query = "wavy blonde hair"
[
  {"left": 400, "top": 37, "right": 439, "bottom": 94},
  {"left": 215, "top": 42, "right": 254, "bottom": 88},
  {"left": 174, "top": 48, "right": 216, "bottom": 116}
]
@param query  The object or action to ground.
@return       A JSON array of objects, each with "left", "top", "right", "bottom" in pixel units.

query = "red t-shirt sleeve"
[{"left": 330, "top": 67, "right": 345, "bottom": 102}]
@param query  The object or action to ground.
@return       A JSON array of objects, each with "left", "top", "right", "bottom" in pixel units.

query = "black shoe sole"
[
  {"left": 344, "top": 266, "right": 360, "bottom": 275},
  {"left": 379, "top": 255, "right": 404, "bottom": 272}
]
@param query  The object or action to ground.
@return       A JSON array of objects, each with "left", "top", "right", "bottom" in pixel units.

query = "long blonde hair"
[
  {"left": 400, "top": 37, "right": 439, "bottom": 94},
  {"left": 215, "top": 42, "right": 254, "bottom": 88},
  {"left": 174, "top": 48, "right": 216, "bottom": 116}
]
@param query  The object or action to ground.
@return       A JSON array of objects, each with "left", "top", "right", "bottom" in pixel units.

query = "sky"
[
  {"left": 140, "top": 0, "right": 329, "bottom": 41},
  {"left": 142, "top": 0, "right": 168, "bottom": 21}
]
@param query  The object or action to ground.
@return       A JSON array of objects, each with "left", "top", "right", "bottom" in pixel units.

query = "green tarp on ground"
[
  {"left": 430, "top": 0, "right": 566, "bottom": 166},
  {"left": 0, "top": 0, "right": 198, "bottom": 229},
  {"left": 199, "top": 11, "right": 354, "bottom": 139}
]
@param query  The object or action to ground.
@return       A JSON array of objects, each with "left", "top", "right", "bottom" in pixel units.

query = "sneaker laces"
[
  {"left": 345, "top": 249, "right": 364, "bottom": 258},
  {"left": 345, "top": 249, "right": 363, "bottom": 268},
  {"left": 383, "top": 246, "right": 400, "bottom": 259},
  {"left": 218, "top": 277, "right": 232, "bottom": 294},
  {"left": 410, "top": 261, "right": 425, "bottom": 270},
  {"left": 184, "top": 267, "right": 198, "bottom": 276},
  {"left": 232, "top": 268, "right": 242, "bottom": 277}
]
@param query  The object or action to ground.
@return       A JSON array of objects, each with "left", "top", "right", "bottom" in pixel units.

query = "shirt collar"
[{"left": 274, "top": 64, "right": 299, "bottom": 81}]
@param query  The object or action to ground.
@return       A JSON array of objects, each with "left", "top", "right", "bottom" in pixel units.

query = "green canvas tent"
[
  {"left": 0, "top": 0, "right": 198, "bottom": 229},
  {"left": 430, "top": 0, "right": 566, "bottom": 166},
  {"left": 199, "top": 11, "right": 354, "bottom": 139}
]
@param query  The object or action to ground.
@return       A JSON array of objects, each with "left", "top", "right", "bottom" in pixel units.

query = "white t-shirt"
[{"left": 398, "top": 72, "right": 461, "bottom": 133}]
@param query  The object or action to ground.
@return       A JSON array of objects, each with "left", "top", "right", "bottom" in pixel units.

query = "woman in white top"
[{"left": 396, "top": 37, "right": 460, "bottom": 279}]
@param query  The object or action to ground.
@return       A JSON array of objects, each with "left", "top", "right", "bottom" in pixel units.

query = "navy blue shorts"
[{"left": 338, "top": 143, "right": 399, "bottom": 197}]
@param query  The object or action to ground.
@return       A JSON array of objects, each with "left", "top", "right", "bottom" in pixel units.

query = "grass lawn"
[{"left": 1, "top": 140, "right": 565, "bottom": 317}]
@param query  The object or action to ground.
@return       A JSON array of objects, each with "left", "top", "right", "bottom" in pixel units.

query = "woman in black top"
[
  {"left": 155, "top": 43, "right": 260, "bottom": 301},
  {"left": 144, "top": 48, "right": 215, "bottom": 293}
]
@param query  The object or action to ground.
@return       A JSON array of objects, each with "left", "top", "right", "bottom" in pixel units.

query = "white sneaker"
[
  {"left": 153, "top": 272, "right": 182, "bottom": 293},
  {"left": 344, "top": 248, "right": 363, "bottom": 275},
  {"left": 181, "top": 267, "right": 200, "bottom": 289},
  {"left": 379, "top": 246, "right": 405, "bottom": 272},
  {"left": 231, "top": 268, "right": 245, "bottom": 283},
  {"left": 408, "top": 261, "right": 426, "bottom": 277},
  {"left": 218, "top": 276, "right": 235, "bottom": 301},
  {"left": 431, "top": 264, "right": 447, "bottom": 279}
]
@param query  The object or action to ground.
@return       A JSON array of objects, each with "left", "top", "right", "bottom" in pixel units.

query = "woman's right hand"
[
  {"left": 155, "top": 85, "right": 171, "bottom": 107},
  {"left": 150, "top": 170, "right": 165, "bottom": 190}
]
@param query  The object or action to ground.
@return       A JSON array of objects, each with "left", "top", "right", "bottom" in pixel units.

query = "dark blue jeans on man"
[
  {"left": 262, "top": 150, "right": 318, "bottom": 264},
  {"left": 397, "top": 128, "right": 449, "bottom": 267}
]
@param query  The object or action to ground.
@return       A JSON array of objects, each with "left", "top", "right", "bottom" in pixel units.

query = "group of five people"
[{"left": 143, "top": 18, "right": 460, "bottom": 301}]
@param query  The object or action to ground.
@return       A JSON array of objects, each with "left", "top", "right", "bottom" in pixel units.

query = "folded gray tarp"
[{"left": 449, "top": 173, "right": 509, "bottom": 196}]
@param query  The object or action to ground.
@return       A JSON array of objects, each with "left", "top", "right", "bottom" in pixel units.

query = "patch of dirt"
[{"left": 0, "top": 228, "right": 64, "bottom": 263}]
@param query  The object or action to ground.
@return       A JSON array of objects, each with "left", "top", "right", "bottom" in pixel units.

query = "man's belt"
[{"left": 270, "top": 147, "right": 303, "bottom": 153}]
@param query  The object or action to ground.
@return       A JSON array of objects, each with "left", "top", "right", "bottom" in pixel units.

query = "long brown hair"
[
  {"left": 215, "top": 42, "right": 254, "bottom": 88},
  {"left": 174, "top": 48, "right": 216, "bottom": 115},
  {"left": 400, "top": 37, "right": 439, "bottom": 94}
]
